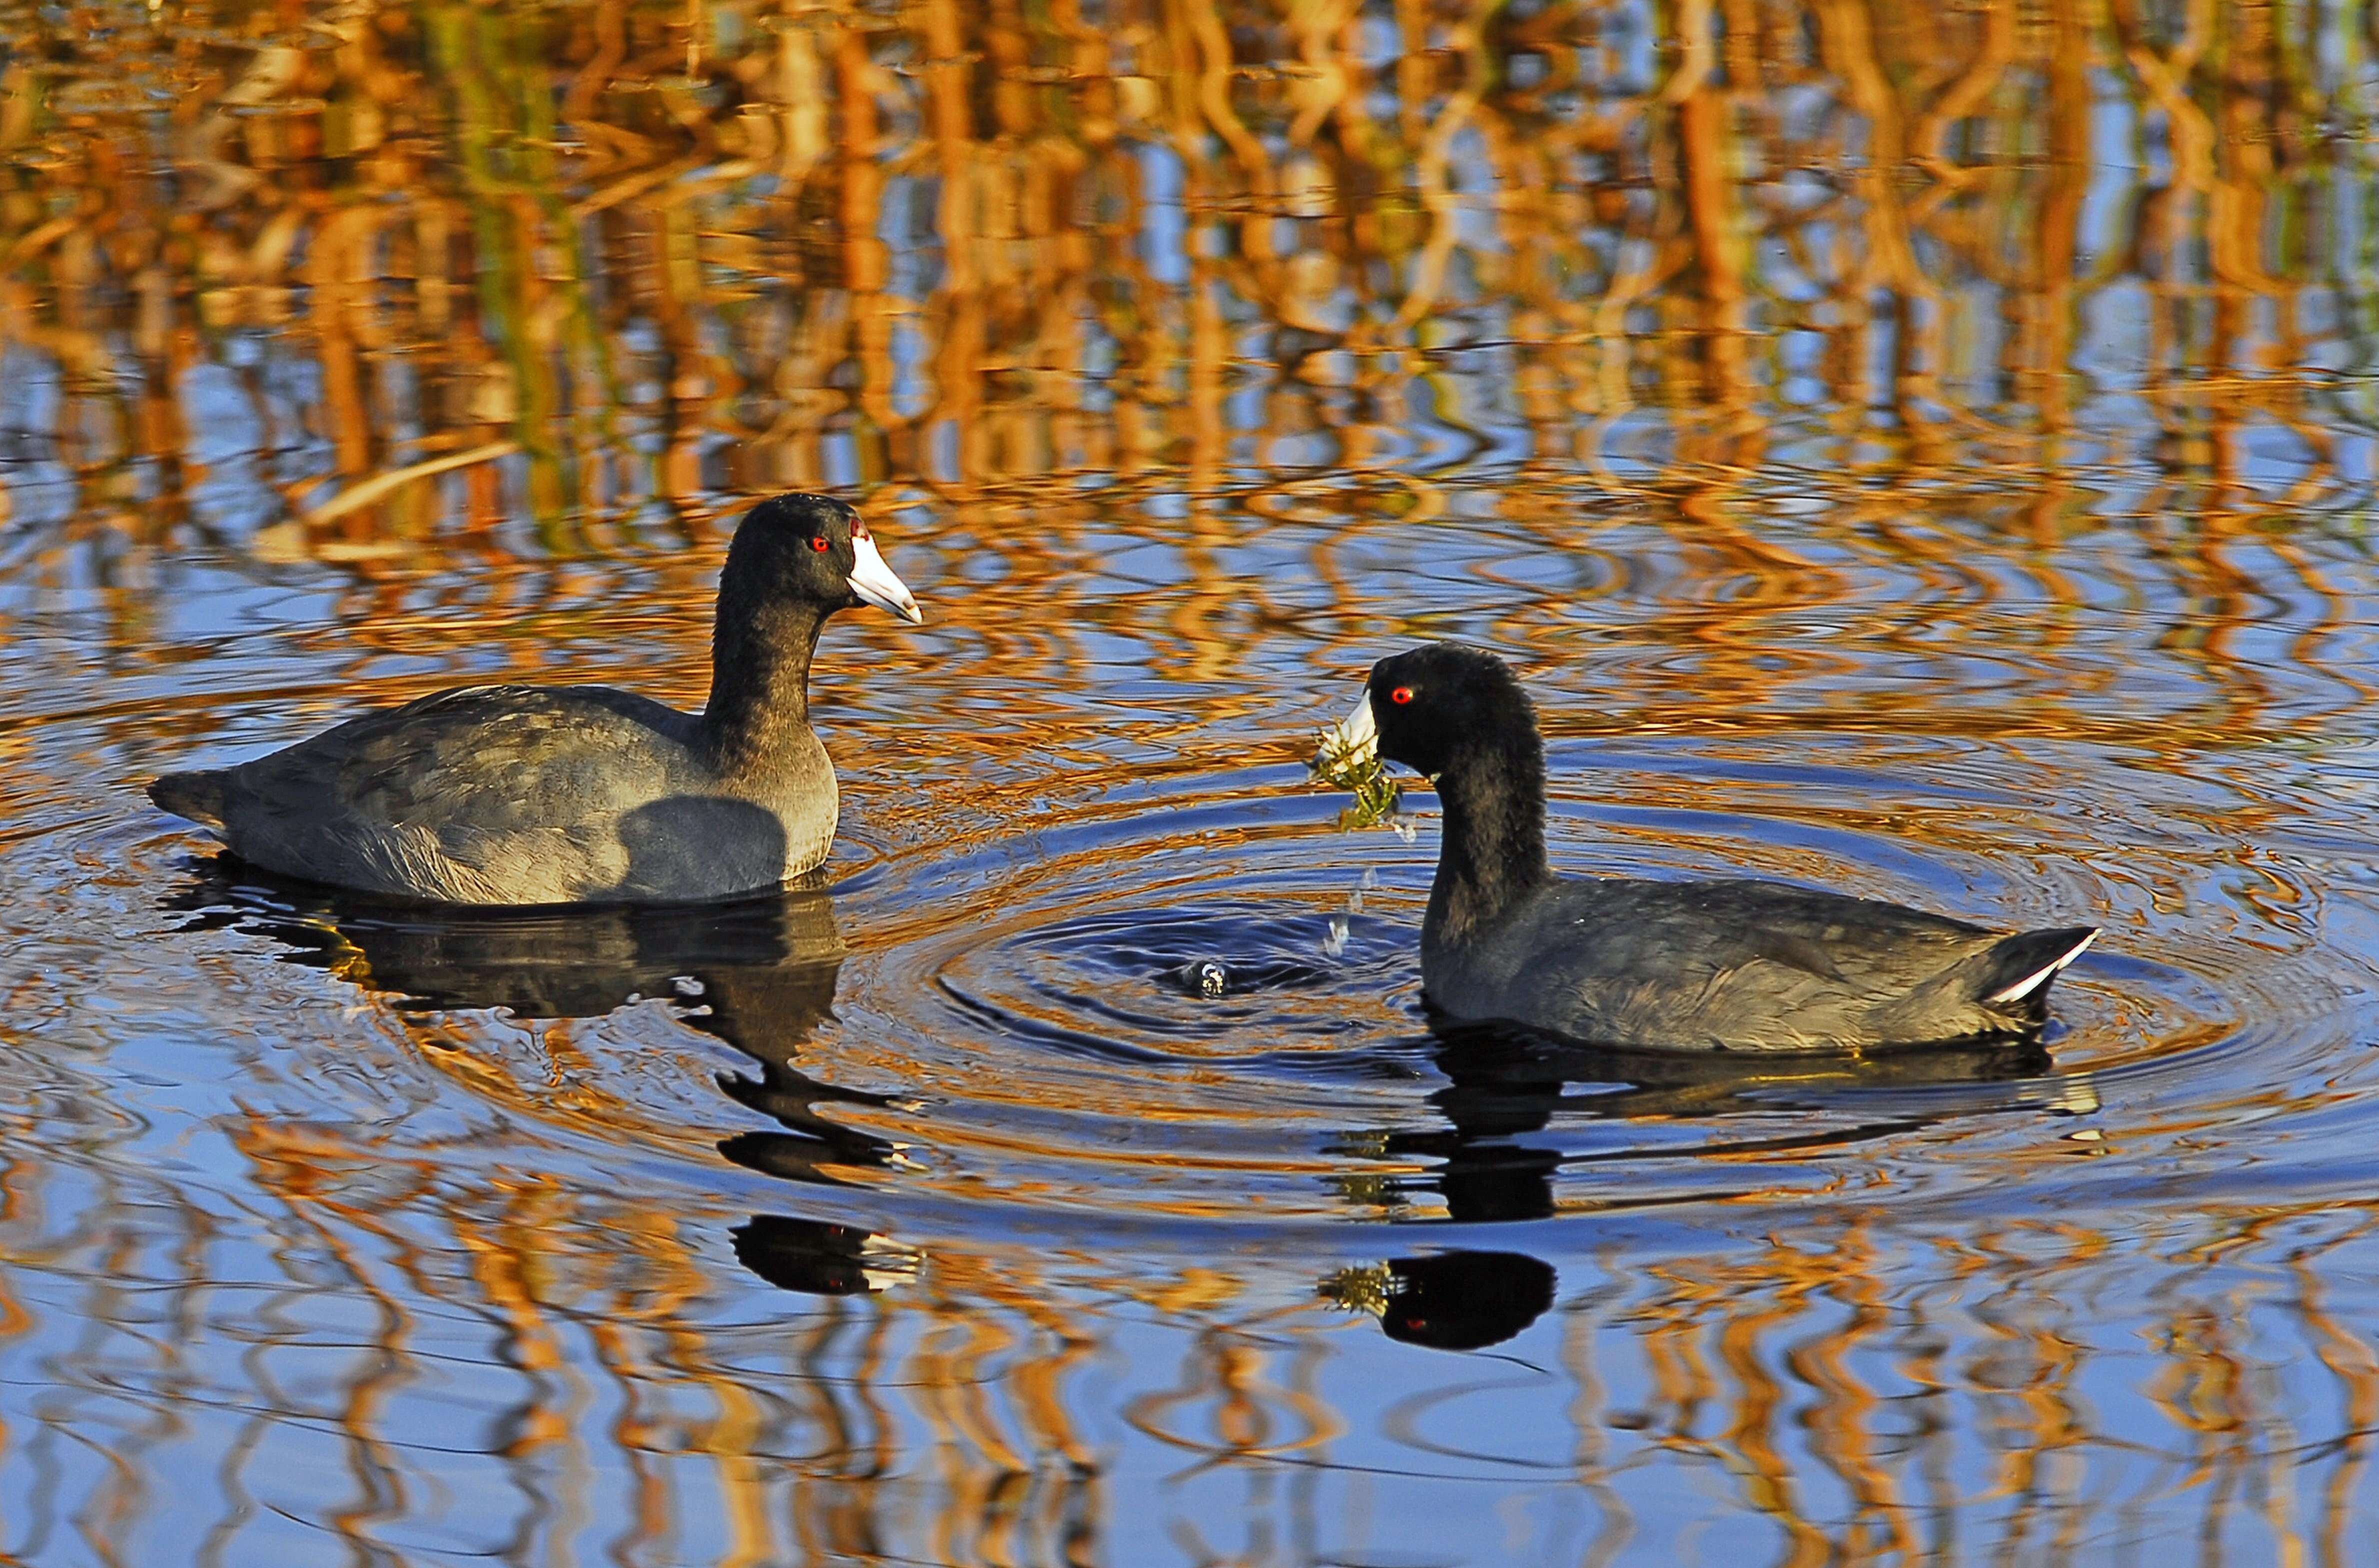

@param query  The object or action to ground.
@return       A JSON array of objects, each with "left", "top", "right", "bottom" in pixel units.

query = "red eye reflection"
[
  {"left": 1389, "top": 686, "right": 1415, "bottom": 705},
  {"left": 809, "top": 536, "right": 830, "bottom": 552}
]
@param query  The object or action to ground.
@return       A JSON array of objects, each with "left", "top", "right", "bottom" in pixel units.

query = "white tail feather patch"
[{"left": 1985, "top": 929, "right": 2098, "bottom": 1004}]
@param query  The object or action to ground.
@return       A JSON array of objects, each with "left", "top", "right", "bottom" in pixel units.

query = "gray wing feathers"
[
  {"left": 1436, "top": 878, "right": 2086, "bottom": 1050},
  {"left": 154, "top": 684, "right": 814, "bottom": 905}
]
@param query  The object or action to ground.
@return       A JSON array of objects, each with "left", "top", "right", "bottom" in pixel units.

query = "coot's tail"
[
  {"left": 1866, "top": 924, "right": 2098, "bottom": 1041},
  {"left": 1976, "top": 926, "right": 2099, "bottom": 1012},
  {"left": 147, "top": 769, "right": 230, "bottom": 830}
]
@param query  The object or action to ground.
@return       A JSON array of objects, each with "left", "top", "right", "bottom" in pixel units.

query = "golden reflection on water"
[
  {"left": 4, "top": 0, "right": 2379, "bottom": 1562},
  {"left": 6, "top": 0, "right": 2374, "bottom": 538}
]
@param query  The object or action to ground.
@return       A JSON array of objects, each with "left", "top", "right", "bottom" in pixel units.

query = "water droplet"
[
  {"left": 1392, "top": 817, "right": 1417, "bottom": 845},
  {"left": 1323, "top": 916, "right": 1349, "bottom": 958}
]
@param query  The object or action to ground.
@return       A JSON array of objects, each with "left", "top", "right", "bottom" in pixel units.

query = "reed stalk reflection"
[{"left": 6, "top": 0, "right": 2379, "bottom": 1559}]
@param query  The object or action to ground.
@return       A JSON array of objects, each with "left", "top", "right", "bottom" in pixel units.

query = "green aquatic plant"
[
  {"left": 1311, "top": 726, "right": 1402, "bottom": 830},
  {"left": 1315, "top": 1261, "right": 1396, "bottom": 1316}
]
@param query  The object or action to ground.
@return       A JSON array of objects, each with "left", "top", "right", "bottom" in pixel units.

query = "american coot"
[
  {"left": 147, "top": 492, "right": 921, "bottom": 906},
  {"left": 1319, "top": 643, "right": 2098, "bottom": 1052}
]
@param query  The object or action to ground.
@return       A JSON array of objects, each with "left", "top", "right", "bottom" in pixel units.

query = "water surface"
[{"left": 6, "top": 0, "right": 2379, "bottom": 1562}]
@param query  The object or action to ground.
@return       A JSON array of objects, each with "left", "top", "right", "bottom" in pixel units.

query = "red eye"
[
  {"left": 809, "top": 536, "right": 830, "bottom": 552},
  {"left": 1390, "top": 686, "right": 1415, "bottom": 705}
]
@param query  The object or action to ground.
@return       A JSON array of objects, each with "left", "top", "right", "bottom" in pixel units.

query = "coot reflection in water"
[
  {"left": 162, "top": 858, "right": 902, "bottom": 1190},
  {"left": 1370, "top": 1020, "right": 2098, "bottom": 1224},
  {"left": 1314, "top": 1026, "right": 2096, "bottom": 1349},
  {"left": 165, "top": 856, "right": 2106, "bottom": 1363}
]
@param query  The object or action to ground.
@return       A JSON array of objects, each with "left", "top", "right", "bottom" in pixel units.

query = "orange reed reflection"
[
  {"left": 2, "top": 0, "right": 2378, "bottom": 1562},
  {"left": 0, "top": 0, "right": 2368, "bottom": 546}
]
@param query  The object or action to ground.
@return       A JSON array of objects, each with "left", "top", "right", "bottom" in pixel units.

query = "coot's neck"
[
  {"left": 1424, "top": 727, "right": 1550, "bottom": 944},
  {"left": 700, "top": 594, "right": 829, "bottom": 776}
]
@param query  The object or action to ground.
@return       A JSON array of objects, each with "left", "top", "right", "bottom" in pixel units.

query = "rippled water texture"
[{"left": 8, "top": 0, "right": 2379, "bottom": 1562}]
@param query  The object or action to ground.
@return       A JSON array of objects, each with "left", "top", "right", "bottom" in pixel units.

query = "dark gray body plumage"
[
  {"left": 150, "top": 683, "right": 830, "bottom": 906},
  {"left": 1423, "top": 874, "right": 2088, "bottom": 1052}
]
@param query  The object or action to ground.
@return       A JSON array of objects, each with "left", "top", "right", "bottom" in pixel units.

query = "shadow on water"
[
  {"left": 1310, "top": 1024, "right": 2100, "bottom": 1348},
  {"left": 1374, "top": 1020, "right": 2100, "bottom": 1222},
  {"left": 164, "top": 852, "right": 2106, "bottom": 1358},
  {"left": 162, "top": 852, "right": 902, "bottom": 1202},
  {"left": 164, "top": 854, "right": 842, "bottom": 1018}
]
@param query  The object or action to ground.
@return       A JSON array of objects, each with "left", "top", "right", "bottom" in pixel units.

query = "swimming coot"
[
  {"left": 147, "top": 492, "right": 921, "bottom": 906},
  {"left": 1319, "top": 643, "right": 2098, "bottom": 1052}
]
